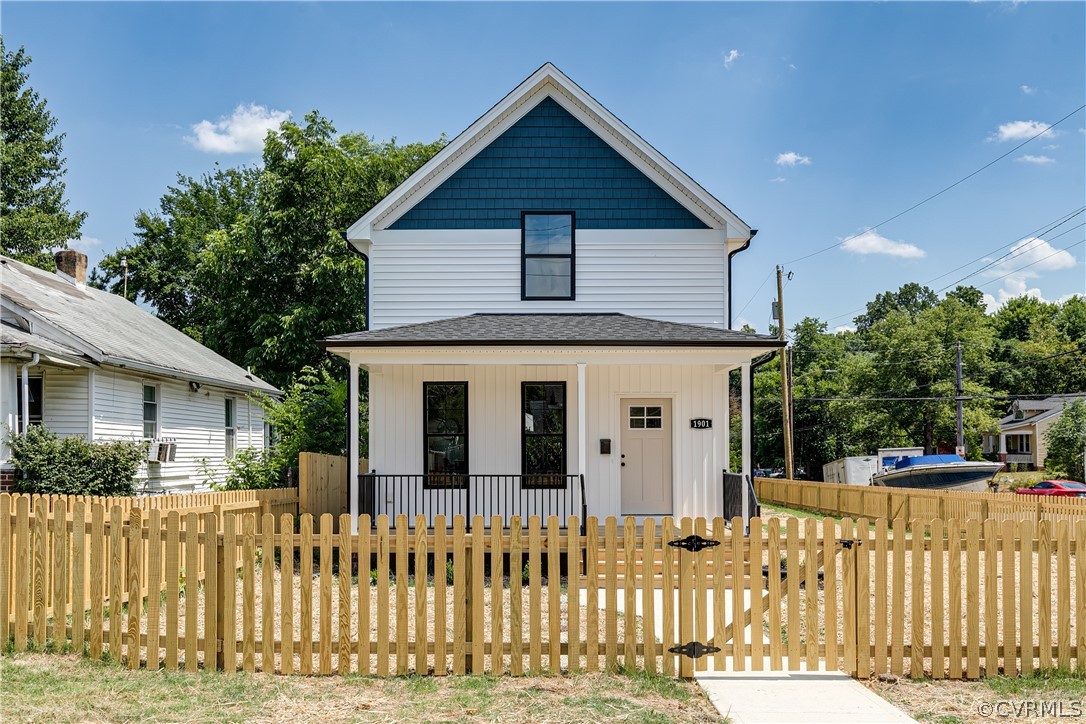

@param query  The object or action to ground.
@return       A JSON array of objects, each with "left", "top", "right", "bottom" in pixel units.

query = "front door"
[{"left": 620, "top": 398, "right": 673, "bottom": 515}]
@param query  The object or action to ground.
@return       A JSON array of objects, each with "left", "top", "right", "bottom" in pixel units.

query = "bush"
[
  {"left": 6, "top": 424, "right": 143, "bottom": 496},
  {"left": 212, "top": 448, "right": 282, "bottom": 491}
]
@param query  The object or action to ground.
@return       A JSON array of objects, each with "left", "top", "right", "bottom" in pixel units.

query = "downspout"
[
  {"left": 727, "top": 228, "right": 758, "bottom": 329},
  {"left": 20, "top": 353, "right": 40, "bottom": 435}
]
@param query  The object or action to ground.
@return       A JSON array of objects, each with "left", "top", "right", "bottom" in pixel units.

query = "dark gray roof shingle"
[{"left": 321, "top": 313, "right": 784, "bottom": 348}]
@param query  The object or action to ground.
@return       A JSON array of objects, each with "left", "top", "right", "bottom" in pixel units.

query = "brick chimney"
[{"left": 55, "top": 249, "right": 87, "bottom": 287}]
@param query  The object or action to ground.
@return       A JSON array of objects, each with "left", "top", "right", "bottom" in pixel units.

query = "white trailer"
[
  {"left": 877, "top": 447, "right": 925, "bottom": 469},
  {"left": 822, "top": 456, "right": 880, "bottom": 486}
]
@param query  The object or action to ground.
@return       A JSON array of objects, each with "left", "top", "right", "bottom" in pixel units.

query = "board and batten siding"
[
  {"left": 367, "top": 228, "right": 729, "bottom": 330},
  {"left": 368, "top": 362, "right": 730, "bottom": 520}
]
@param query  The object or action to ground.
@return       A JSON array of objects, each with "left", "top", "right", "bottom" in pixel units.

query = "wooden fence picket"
[
  {"left": 395, "top": 514, "right": 408, "bottom": 675},
  {"left": 623, "top": 516, "right": 637, "bottom": 670},
  {"left": 694, "top": 517, "right": 708, "bottom": 673},
  {"left": 490, "top": 514, "right": 504, "bottom": 676},
  {"left": 1020, "top": 519, "right": 1034, "bottom": 676},
  {"left": 145, "top": 508, "right": 162, "bottom": 671},
  {"left": 320, "top": 514, "right": 334, "bottom": 675},
  {"left": 0, "top": 494, "right": 9, "bottom": 645},
  {"left": 785, "top": 518, "right": 800, "bottom": 671},
  {"left": 806, "top": 519, "right": 821, "bottom": 673},
  {"left": 1039, "top": 521, "right": 1052, "bottom": 670},
  {"left": 767, "top": 517, "right": 783, "bottom": 671},
  {"left": 163, "top": 511, "right": 178, "bottom": 670},
  {"left": 966, "top": 519, "right": 980, "bottom": 679},
  {"left": 32, "top": 502, "right": 47, "bottom": 648},
  {"left": 749, "top": 518, "right": 764, "bottom": 671},
  {"left": 451, "top": 515, "right": 465, "bottom": 676},
  {"left": 341, "top": 514, "right": 355, "bottom": 675},
  {"left": 203, "top": 513, "right": 218, "bottom": 671},
  {"left": 242, "top": 514, "right": 256, "bottom": 673},
  {"left": 890, "top": 518, "right": 906, "bottom": 676},
  {"left": 1057, "top": 521, "right": 1071, "bottom": 669},
  {"left": 732, "top": 516, "right": 746, "bottom": 673},
  {"left": 431, "top": 514, "right": 445, "bottom": 677},
  {"left": 110, "top": 506, "right": 124, "bottom": 661},
  {"left": 299, "top": 514, "right": 314, "bottom": 676},
  {"left": 603, "top": 516, "right": 617, "bottom": 673},
  {"left": 641, "top": 518, "right": 656, "bottom": 673},
  {"left": 677, "top": 517, "right": 693, "bottom": 680},
  {"left": 712, "top": 517, "right": 727, "bottom": 672},
  {"left": 660, "top": 516, "right": 675, "bottom": 677},
  {"left": 471, "top": 515, "right": 485, "bottom": 674},
  {"left": 264, "top": 514, "right": 278, "bottom": 674},
  {"left": 911, "top": 519, "right": 925, "bottom": 678},
  {"left": 416, "top": 515, "right": 430, "bottom": 676},
  {"left": 280, "top": 513, "right": 294, "bottom": 676},
  {"left": 871, "top": 518, "right": 886, "bottom": 675},
  {"left": 222, "top": 513, "right": 237, "bottom": 674},
  {"left": 948, "top": 518, "right": 963, "bottom": 679},
  {"left": 509, "top": 516, "right": 523, "bottom": 676},
  {"left": 930, "top": 518, "right": 945, "bottom": 679},
  {"left": 566, "top": 515, "right": 580, "bottom": 674},
  {"left": 1001, "top": 519, "right": 1016, "bottom": 678},
  {"left": 14, "top": 495, "right": 30, "bottom": 652}
]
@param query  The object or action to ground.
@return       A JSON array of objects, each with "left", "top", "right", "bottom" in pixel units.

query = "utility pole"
[
  {"left": 955, "top": 341, "right": 965, "bottom": 456},
  {"left": 121, "top": 256, "right": 129, "bottom": 300},
  {"left": 776, "top": 265, "right": 795, "bottom": 479}
]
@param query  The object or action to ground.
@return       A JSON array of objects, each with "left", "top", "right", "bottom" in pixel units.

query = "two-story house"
[{"left": 321, "top": 64, "right": 782, "bottom": 528}]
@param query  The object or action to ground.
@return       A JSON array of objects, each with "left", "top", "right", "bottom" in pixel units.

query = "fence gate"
[{"left": 671, "top": 517, "right": 851, "bottom": 679}]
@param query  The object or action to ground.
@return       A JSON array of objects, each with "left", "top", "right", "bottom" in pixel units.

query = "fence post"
[
  {"left": 216, "top": 518, "right": 226, "bottom": 670},
  {"left": 464, "top": 529, "right": 474, "bottom": 673}
]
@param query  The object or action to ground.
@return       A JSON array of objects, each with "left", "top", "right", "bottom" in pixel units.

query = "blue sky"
[{"left": 5, "top": 1, "right": 1084, "bottom": 333}]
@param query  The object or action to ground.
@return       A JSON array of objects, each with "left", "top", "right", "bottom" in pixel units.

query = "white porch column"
[
  {"left": 348, "top": 358, "right": 360, "bottom": 533},
  {"left": 999, "top": 432, "right": 1007, "bottom": 455},
  {"left": 577, "top": 363, "right": 587, "bottom": 479},
  {"left": 740, "top": 361, "right": 752, "bottom": 528}
]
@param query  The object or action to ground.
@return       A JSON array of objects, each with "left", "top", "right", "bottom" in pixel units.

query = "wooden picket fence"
[
  {"left": 755, "top": 476, "right": 1086, "bottom": 528},
  {"left": 0, "top": 489, "right": 297, "bottom": 636},
  {"left": 3, "top": 492, "right": 1082, "bottom": 680}
]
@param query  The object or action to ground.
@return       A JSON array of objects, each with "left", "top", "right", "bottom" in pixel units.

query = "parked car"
[{"left": 1014, "top": 480, "right": 1086, "bottom": 497}]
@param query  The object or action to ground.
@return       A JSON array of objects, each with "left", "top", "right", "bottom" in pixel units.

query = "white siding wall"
[
  {"left": 93, "top": 368, "right": 266, "bottom": 493},
  {"left": 41, "top": 367, "right": 89, "bottom": 438},
  {"left": 369, "top": 363, "right": 729, "bottom": 520},
  {"left": 368, "top": 229, "right": 729, "bottom": 329}
]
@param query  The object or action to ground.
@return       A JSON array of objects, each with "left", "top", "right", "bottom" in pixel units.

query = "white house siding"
[
  {"left": 367, "top": 229, "right": 728, "bottom": 330},
  {"left": 368, "top": 362, "right": 729, "bottom": 521},
  {"left": 41, "top": 366, "right": 89, "bottom": 438},
  {"left": 92, "top": 368, "right": 266, "bottom": 492}
]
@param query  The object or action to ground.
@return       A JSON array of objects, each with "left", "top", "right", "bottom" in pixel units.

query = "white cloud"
[
  {"left": 775, "top": 151, "right": 811, "bottom": 167},
  {"left": 1043, "top": 144, "right": 1059, "bottom": 150},
  {"left": 989, "top": 119, "right": 1060, "bottom": 142},
  {"left": 788, "top": 63, "right": 797, "bottom": 71},
  {"left": 769, "top": 176, "right": 787, "bottom": 184},
  {"left": 980, "top": 237, "right": 1078, "bottom": 311},
  {"left": 1015, "top": 154, "right": 1056, "bottom": 164},
  {"left": 840, "top": 229, "right": 925, "bottom": 259},
  {"left": 722, "top": 49, "right": 742, "bottom": 69},
  {"left": 185, "top": 103, "right": 291, "bottom": 153},
  {"left": 1020, "top": 84, "right": 1036, "bottom": 95},
  {"left": 67, "top": 236, "right": 102, "bottom": 253},
  {"left": 834, "top": 325, "right": 856, "bottom": 334}
]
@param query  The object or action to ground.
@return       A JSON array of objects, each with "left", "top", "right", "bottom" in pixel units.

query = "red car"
[{"left": 1015, "top": 480, "right": 1086, "bottom": 498}]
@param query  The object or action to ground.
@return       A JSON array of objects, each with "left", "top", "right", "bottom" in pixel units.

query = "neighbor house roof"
[
  {"left": 345, "top": 63, "right": 751, "bottom": 244},
  {"left": 998, "top": 394, "right": 1085, "bottom": 431},
  {"left": 320, "top": 313, "right": 785, "bottom": 348},
  {"left": 0, "top": 255, "right": 279, "bottom": 394}
]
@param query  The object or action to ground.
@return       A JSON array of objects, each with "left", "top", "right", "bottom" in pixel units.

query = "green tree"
[
  {"left": 853, "top": 282, "right": 938, "bottom": 333},
  {"left": 1044, "top": 399, "right": 1086, "bottom": 482},
  {"left": 92, "top": 166, "right": 258, "bottom": 340},
  {"left": 0, "top": 38, "right": 86, "bottom": 268}
]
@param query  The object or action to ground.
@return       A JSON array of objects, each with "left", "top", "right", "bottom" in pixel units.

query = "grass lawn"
[
  {"left": 0, "top": 653, "right": 722, "bottom": 723},
  {"left": 867, "top": 669, "right": 1086, "bottom": 723}
]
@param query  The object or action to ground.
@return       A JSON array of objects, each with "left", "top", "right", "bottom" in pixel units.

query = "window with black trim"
[
  {"left": 424, "top": 382, "right": 468, "bottom": 488},
  {"left": 15, "top": 377, "right": 43, "bottom": 430},
  {"left": 522, "top": 382, "right": 567, "bottom": 489},
  {"left": 522, "top": 212, "right": 574, "bottom": 300}
]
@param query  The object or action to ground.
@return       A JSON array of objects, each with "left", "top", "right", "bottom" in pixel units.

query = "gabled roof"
[
  {"left": 320, "top": 313, "right": 784, "bottom": 348},
  {"left": 997, "top": 394, "right": 1085, "bottom": 430},
  {"left": 346, "top": 63, "right": 751, "bottom": 243},
  {"left": 0, "top": 255, "right": 279, "bottom": 394}
]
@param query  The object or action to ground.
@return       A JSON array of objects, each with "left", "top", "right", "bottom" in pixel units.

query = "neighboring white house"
[
  {"left": 321, "top": 63, "right": 783, "bottom": 527},
  {"left": 1, "top": 250, "right": 280, "bottom": 493},
  {"left": 982, "top": 394, "right": 1085, "bottom": 471}
]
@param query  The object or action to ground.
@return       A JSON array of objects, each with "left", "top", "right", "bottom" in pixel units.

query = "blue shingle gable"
[{"left": 390, "top": 97, "right": 708, "bottom": 230}]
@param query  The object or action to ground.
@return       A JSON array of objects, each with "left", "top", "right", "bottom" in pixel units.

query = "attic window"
[{"left": 522, "top": 212, "right": 575, "bottom": 300}]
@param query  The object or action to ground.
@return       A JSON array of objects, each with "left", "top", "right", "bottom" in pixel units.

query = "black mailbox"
[{"left": 600, "top": 438, "right": 611, "bottom": 454}]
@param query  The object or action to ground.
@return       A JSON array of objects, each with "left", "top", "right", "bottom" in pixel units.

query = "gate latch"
[
  {"left": 669, "top": 641, "right": 721, "bottom": 659},
  {"left": 839, "top": 539, "right": 862, "bottom": 550},
  {"left": 668, "top": 534, "right": 721, "bottom": 553}
]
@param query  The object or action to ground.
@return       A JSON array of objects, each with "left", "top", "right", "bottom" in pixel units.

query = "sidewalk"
[{"left": 695, "top": 670, "right": 916, "bottom": 723}]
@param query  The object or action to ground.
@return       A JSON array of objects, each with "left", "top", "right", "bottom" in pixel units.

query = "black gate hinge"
[
  {"left": 669, "top": 641, "right": 721, "bottom": 659},
  {"left": 668, "top": 534, "right": 721, "bottom": 553}
]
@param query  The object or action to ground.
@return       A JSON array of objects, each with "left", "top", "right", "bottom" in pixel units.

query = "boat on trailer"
[{"left": 870, "top": 454, "right": 1004, "bottom": 493}]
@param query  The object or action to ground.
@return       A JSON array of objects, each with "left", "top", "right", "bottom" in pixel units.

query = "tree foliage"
[
  {"left": 1044, "top": 400, "right": 1086, "bottom": 482},
  {"left": 0, "top": 37, "right": 86, "bottom": 268},
  {"left": 95, "top": 112, "right": 445, "bottom": 389}
]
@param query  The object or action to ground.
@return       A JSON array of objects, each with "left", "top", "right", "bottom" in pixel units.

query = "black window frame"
[
  {"left": 521, "top": 211, "right": 576, "bottom": 301},
  {"left": 521, "top": 381, "right": 568, "bottom": 490},
  {"left": 15, "top": 376, "right": 44, "bottom": 430},
  {"left": 423, "top": 381, "right": 469, "bottom": 490}
]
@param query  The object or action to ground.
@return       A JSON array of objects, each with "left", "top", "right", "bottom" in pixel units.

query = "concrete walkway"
[{"left": 695, "top": 670, "right": 916, "bottom": 723}]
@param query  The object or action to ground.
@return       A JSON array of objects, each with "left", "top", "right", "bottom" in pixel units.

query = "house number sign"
[{"left": 689, "top": 418, "right": 712, "bottom": 429}]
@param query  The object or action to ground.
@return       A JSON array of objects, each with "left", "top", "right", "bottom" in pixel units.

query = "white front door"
[{"left": 620, "top": 398, "right": 673, "bottom": 515}]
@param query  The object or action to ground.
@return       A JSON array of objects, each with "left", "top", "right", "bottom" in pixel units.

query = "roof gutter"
[
  {"left": 341, "top": 231, "right": 369, "bottom": 331},
  {"left": 99, "top": 355, "right": 281, "bottom": 396},
  {"left": 728, "top": 228, "right": 758, "bottom": 329}
]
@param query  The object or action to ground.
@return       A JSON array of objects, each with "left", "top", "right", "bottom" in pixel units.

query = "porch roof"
[{"left": 320, "top": 313, "right": 785, "bottom": 349}]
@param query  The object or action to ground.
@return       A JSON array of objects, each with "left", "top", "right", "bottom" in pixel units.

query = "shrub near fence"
[
  {"left": 3, "top": 494, "right": 1082, "bottom": 681},
  {"left": 755, "top": 477, "right": 1086, "bottom": 527}
]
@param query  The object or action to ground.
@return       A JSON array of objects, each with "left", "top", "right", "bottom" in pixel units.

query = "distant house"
[
  {"left": 982, "top": 394, "right": 1086, "bottom": 470},
  {"left": 1, "top": 250, "right": 280, "bottom": 493},
  {"left": 320, "top": 64, "right": 783, "bottom": 528}
]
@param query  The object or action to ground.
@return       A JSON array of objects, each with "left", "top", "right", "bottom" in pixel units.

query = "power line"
[
  {"left": 733, "top": 270, "right": 774, "bottom": 320},
  {"left": 935, "top": 224, "right": 1085, "bottom": 293},
  {"left": 783, "top": 103, "right": 1086, "bottom": 265},
  {"left": 972, "top": 239, "right": 1085, "bottom": 290}
]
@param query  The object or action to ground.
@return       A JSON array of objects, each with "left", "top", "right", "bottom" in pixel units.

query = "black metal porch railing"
[
  {"left": 359, "top": 473, "right": 586, "bottom": 529},
  {"left": 723, "top": 470, "right": 760, "bottom": 524}
]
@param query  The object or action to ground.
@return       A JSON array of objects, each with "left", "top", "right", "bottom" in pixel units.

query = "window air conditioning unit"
[{"left": 147, "top": 438, "right": 178, "bottom": 464}]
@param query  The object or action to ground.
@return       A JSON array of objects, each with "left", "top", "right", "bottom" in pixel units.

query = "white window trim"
[{"left": 142, "top": 382, "right": 160, "bottom": 440}]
